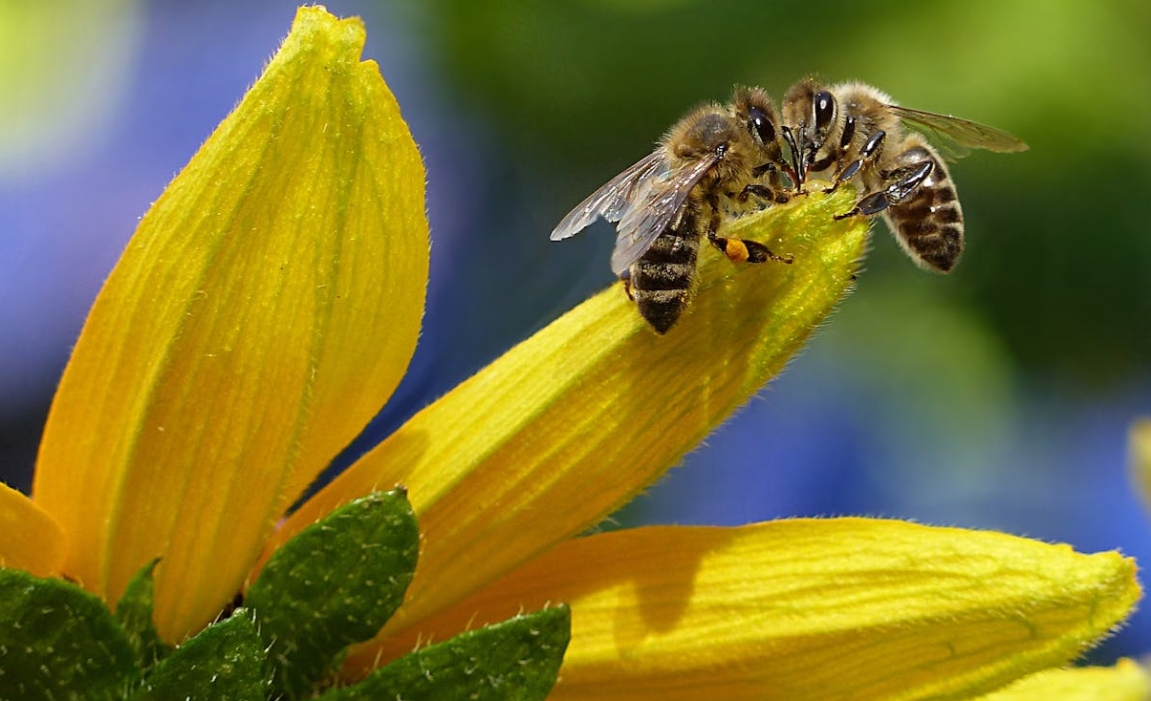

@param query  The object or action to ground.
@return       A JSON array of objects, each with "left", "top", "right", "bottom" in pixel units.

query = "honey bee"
[
  {"left": 550, "top": 86, "right": 796, "bottom": 334},
  {"left": 781, "top": 79, "right": 1028, "bottom": 272}
]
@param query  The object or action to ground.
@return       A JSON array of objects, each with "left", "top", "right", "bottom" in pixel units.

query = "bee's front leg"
[
  {"left": 825, "top": 129, "right": 885, "bottom": 194},
  {"left": 738, "top": 183, "right": 792, "bottom": 205}
]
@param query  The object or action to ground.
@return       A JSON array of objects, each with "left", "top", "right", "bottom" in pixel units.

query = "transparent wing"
[
  {"left": 550, "top": 150, "right": 667, "bottom": 242},
  {"left": 609, "top": 153, "right": 718, "bottom": 275},
  {"left": 889, "top": 104, "right": 1029, "bottom": 160}
]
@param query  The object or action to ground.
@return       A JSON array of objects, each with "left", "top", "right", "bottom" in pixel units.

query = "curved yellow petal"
[
  {"left": 278, "top": 191, "right": 866, "bottom": 641},
  {"left": 971, "top": 660, "right": 1150, "bottom": 701},
  {"left": 0, "top": 482, "right": 66, "bottom": 577},
  {"left": 346, "top": 519, "right": 1139, "bottom": 701},
  {"left": 33, "top": 7, "right": 427, "bottom": 641}
]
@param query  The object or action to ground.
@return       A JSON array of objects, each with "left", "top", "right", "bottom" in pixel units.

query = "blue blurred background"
[{"left": 2, "top": 0, "right": 1149, "bottom": 662}]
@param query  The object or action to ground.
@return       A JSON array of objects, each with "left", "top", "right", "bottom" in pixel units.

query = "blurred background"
[{"left": 2, "top": 0, "right": 1149, "bottom": 662}]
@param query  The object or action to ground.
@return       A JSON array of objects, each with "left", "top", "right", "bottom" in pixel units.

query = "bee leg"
[
  {"left": 755, "top": 160, "right": 804, "bottom": 194},
  {"left": 707, "top": 229, "right": 793, "bottom": 265},
  {"left": 751, "top": 162, "right": 776, "bottom": 179},
  {"left": 824, "top": 129, "right": 886, "bottom": 194},
  {"left": 808, "top": 152, "right": 838, "bottom": 176},
  {"left": 619, "top": 269, "right": 635, "bottom": 301},
  {"left": 705, "top": 191, "right": 792, "bottom": 263},
  {"left": 738, "top": 183, "right": 790, "bottom": 205},
  {"left": 817, "top": 114, "right": 857, "bottom": 191},
  {"left": 834, "top": 160, "right": 934, "bottom": 220}
]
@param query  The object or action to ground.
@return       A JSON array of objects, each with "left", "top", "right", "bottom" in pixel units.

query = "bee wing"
[
  {"left": 550, "top": 150, "right": 667, "bottom": 242},
  {"left": 609, "top": 153, "right": 718, "bottom": 275},
  {"left": 888, "top": 105, "right": 1029, "bottom": 160}
]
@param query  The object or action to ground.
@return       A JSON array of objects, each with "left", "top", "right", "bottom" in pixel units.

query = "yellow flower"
[
  {"left": 968, "top": 659, "right": 1149, "bottom": 701},
  {"left": 0, "top": 6, "right": 1139, "bottom": 700}
]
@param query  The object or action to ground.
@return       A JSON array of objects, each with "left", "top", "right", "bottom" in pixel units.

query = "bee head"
[
  {"left": 671, "top": 110, "right": 738, "bottom": 158},
  {"left": 732, "top": 85, "right": 795, "bottom": 185},
  {"left": 781, "top": 78, "right": 838, "bottom": 184}
]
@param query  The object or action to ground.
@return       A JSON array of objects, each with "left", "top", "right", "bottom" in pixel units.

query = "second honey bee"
[
  {"left": 551, "top": 86, "right": 796, "bottom": 334},
  {"left": 781, "top": 79, "right": 1028, "bottom": 271}
]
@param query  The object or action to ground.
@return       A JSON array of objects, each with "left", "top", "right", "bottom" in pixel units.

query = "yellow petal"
[
  {"left": 970, "top": 660, "right": 1150, "bottom": 701},
  {"left": 0, "top": 482, "right": 66, "bottom": 577},
  {"left": 33, "top": 6, "right": 427, "bottom": 641},
  {"left": 1129, "top": 418, "right": 1151, "bottom": 512},
  {"left": 347, "top": 519, "right": 1139, "bottom": 701},
  {"left": 279, "top": 189, "right": 867, "bottom": 636}
]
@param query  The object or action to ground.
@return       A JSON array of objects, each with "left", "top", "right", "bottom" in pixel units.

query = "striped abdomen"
[
  {"left": 882, "top": 140, "right": 964, "bottom": 272},
  {"left": 628, "top": 213, "right": 701, "bottom": 334}
]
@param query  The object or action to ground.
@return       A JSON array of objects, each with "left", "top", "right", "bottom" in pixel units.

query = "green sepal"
[
  {"left": 115, "top": 558, "right": 171, "bottom": 671},
  {"left": 246, "top": 488, "right": 419, "bottom": 699},
  {"left": 129, "top": 608, "right": 267, "bottom": 701},
  {"left": 0, "top": 567, "right": 138, "bottom": 701},
  {"left": 320, "top": 605, "right": 571, "bottom": 701}
]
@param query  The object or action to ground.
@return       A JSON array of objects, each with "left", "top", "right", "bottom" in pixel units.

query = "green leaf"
[
  {"left": 130, "top": 609, "right": 266, "bottom": 701},
  {"left": 246, "top": 488, "right": 419, "bottom": 699},
  {"left": 321, "top": 605, "right": 571, "bottom": 701},
  {"left": 0, "top": 568, "right": 137, "bottom": 701},
  {"left": 115, "top": 558, "right": 171, "bottom": 671}
]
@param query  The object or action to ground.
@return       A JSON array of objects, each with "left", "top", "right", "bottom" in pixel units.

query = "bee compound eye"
[
  {"left": 748, "top": 106, "right": 776, "bottom": 144},
  {"left": 814, "top": 91, "right": 835, "bottom": 131}
]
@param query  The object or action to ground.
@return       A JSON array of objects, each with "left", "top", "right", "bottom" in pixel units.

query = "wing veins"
[
  {"left": 550, "top": 150, "right": 666, "bottom": 242},
  {"left": 889, "top": 105, "right": 1029, "bottom": 156},
  {"left": 609, "top": 154, "right": 718, "bottom": 275}
]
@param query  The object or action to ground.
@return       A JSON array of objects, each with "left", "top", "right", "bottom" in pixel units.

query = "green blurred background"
[{"left": 2, "top": 0, "right": 1149, "bottom": 662}]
